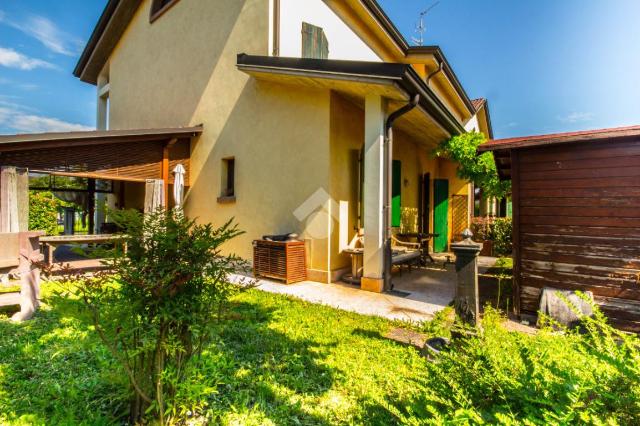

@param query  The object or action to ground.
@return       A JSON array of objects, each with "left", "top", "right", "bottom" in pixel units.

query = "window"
[
  {"left": 150, "top": 0, "right": 180, "bottom": 22},
  {"left": 301, "top": 22, "right": 329, "bottom": 59},
  {"left": 218, "top": 158, "right": 235, "bottom": 203}
]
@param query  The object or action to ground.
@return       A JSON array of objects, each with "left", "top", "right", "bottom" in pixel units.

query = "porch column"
[{"left": 361, "top": 94, "right": 386, "bottom": 293}]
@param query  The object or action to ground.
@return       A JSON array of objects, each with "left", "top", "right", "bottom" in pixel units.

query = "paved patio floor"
[{"left": 233, "top": 265, "right": 458, "bottom": 323}]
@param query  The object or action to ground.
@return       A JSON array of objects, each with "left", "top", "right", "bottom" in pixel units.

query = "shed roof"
[
  {"left": 0, "top": 126, "right": 203, "bottom": 152},
  {"left": 478, "top": 125, "right": 640, "bottom": 180}
]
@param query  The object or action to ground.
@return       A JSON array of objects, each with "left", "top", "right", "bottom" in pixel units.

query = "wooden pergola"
[{"left": 0, "top": 126, "right": 202, "bottom": 233}]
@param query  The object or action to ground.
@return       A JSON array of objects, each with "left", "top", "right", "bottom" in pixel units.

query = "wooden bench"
[
  {"left": 391, "top": 235, "right": 421, "bottom": 272},
  {"left": 0, "top": 232, "right": 43, "bottom": 321},
  {"left": 40, "top": 234, "right": 125, "bottom": 266},
  {"left": 0, "top": 233, "right": 20, "bottom": 273}
]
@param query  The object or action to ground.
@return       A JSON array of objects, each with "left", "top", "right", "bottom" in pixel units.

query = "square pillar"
[{"left": 361, "top": 94, "right": 386, "bottom": 293}]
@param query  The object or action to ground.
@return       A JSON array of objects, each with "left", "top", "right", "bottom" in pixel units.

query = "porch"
[
  {"left": 235, "top": 266, "right": 453, "bottom": 322},
  {"left": 0, "top": 127, "right": 201, "bottom": 263},
  {"left": 238, "top": 55, "right": 474, "bottom": 292},
  {"left": 240, "top": 255, "right": 503, "bottom": 323}
]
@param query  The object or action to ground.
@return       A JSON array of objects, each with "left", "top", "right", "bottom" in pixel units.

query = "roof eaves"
[
  {"left": 477, "top": 125, "right": 640, "bottom": 153},
  {"left": 358, "top": 0, "right": 409, "bottom": 54},
  {"left": 237, "top": 54, "right": 464, "bottom": 136},
  {"left": 406, "top": 45, "right": 475, "bottom": 115},
  {"left": 0, "top": 126, "right": 203, "bottom": 148}
]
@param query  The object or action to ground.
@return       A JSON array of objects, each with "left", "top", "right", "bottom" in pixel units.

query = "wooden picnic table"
[{"left": 39, "top": 234, "right": 126, "bottom": 266}]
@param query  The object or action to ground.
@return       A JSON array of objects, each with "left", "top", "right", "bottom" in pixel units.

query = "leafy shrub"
[
  {"left": 492, "top": 217, "right": 512, "bottom": 256},
  {"left": 65, "top": 209, "right": 253, "bottom": 424},
  {"left": 471, "top": 216, "right": 512, "bottom": 256},
  {"left": 408, "top": 305, "right": 640, "bottom": 424},
  {"left": 433, "top": 132, "right": 511, "bottom": 198},
  {"left": 28, "top": 191, "right": 60, "bottom": 235}
]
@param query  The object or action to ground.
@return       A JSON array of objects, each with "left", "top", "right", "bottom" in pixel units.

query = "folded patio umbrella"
[{"left": 172, "top": 164, "right": 186, "bottom": 208}]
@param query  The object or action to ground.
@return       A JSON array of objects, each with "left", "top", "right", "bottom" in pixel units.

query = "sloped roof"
[
  {"left": 478, "top": 124, "right": 640, "bottom": 180},
  {"left": 471, "top": 98, "right": 486, "bottom": 111}
]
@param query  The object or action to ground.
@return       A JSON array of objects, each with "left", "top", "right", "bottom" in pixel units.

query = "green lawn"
[
  {"left": 1, "top": 283, "right": 638, "bottom": 425},
  {"left": 0, "top": 283, "right": 434, "bottom": 425}
]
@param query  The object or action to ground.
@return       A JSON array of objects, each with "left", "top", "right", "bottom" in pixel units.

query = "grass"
[
  {"left": 2, "top": 282, "right": 638, "bottom": 425},
  {"left": 0, "top": 283, "right": 434, "bottom": 425}
]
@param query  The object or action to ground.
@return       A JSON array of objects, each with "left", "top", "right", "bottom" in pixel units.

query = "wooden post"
[
  {"left": 451, "top": 229, "right": 483, "bottom": 326},
  {"left": 12, "top": 232, "right": 43, "bottom": 321},
  {"left": 162, "top": 138, "right": 177, "bottom": 210},
  {"left": 0, "top": 166, "right": 19, "bottom": 232},
  {"left": 16, "top": 168, "right": 29, "bottom": 232},
  {"left": 88, "top": 178, "right": 96, "bottom": 234}
]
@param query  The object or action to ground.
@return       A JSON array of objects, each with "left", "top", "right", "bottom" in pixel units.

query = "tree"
[
  {"left": 28, "top": 191, "right": 60, "bottom": 235},
  {"left": 64, "top": 209, "right": 254, "bottom": 424},
  {"left": 433, "top": 132, "right": 511, "bottom": 198}
]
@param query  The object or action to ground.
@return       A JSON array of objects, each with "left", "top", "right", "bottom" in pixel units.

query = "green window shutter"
[
  {"left": 392, "top": 160, "right": 401, "bottom": 227},
  {"left": 302, "top": 22, "right": 329, "bottom": 59},
  {"left": 433, "top": 179, "right": 449, "bottom": 252}
]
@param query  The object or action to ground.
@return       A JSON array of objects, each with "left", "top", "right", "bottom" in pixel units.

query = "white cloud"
[
  {"left": 0, "top": 12, "right": 81, "bottom": 56},
  {"left": 0, "top": 46, "right": 55, "bottom": 70},
  {"left": 557, "top": 112, "right": 595, "bottom": 123},
  {"left": 0, "top": 105, "right": 93, "bottom": 134},
  {"left": 0, "top": 78, "right": 39, "bottom": 91}
]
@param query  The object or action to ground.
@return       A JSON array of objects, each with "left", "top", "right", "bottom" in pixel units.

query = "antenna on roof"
[{"left": 411, "top": 1, "right": 440, "bottom": 46}]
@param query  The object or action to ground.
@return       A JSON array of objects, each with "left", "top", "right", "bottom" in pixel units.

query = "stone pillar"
[
  {"left": 451, "top": 229, "right": 483, "bottom": 326},
  {"left": 361, "top": 94, "right": 386, "bottom": 293}
]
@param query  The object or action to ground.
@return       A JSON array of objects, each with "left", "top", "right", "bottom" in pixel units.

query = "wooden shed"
[{"left": 479, "top": 125, "right": 640, "bottom": 331}]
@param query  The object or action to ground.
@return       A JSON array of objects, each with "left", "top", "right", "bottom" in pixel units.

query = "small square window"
[{"left": 218, "top": 158, "right": 236, "bottom": 203}]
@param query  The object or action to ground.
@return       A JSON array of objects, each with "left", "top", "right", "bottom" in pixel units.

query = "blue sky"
[{"left": 1, "top": 1, "right": 639, "bottom": 138}]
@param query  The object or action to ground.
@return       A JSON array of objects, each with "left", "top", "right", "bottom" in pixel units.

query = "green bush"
[
  {"left": 471, "top": 216, "right": 512, "bottom": 256},
  {"left": 28, "top": 191, "right": 60, "bottom": 235},
  {"left": 66, "top": 209, "right": 253, "bottom": 424},
  {"left": 492, "top": 217, "right": 512, "bottom": 256},
  {"left": 408, "top": 305, "right": 640, "bottom": 424}
]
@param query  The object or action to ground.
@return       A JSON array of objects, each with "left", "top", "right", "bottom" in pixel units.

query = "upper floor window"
[
  {"left": 301, "top": 22, "right": 329, "bottom": 59},
  {"left": 150, "top": 0, "right": 180, "bottom": 23}
]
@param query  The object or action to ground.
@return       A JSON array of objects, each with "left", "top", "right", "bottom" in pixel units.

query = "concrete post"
[
  {"left": 451, "top": 229, "right": 483, "bottom": 326},
  {"left": 361, "top": 94, "right": 386, "bottom": 293}
]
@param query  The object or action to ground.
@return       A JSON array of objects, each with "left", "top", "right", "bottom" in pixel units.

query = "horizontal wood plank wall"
[
  {"left": 517, "top": 138, "right": 640, "bottom": 331},
  {"left": 0, "top": 139, "right": 190, "bottom": 185}
]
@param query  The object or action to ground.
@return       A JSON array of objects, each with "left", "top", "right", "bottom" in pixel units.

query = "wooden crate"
[{"left": 253, "top": 240, "right": 306, "bottom": 284}]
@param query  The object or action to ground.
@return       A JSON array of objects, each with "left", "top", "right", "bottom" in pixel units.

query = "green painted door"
[
  {"left": 391, "top": 160, "right": 401, "bottom": 227},
  {"left": 433, "top": 179, "right": 449, "bottom": 252}
]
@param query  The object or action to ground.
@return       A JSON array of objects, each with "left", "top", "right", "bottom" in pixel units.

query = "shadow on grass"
[
  {"left": 1, "top": 284, "right": 432, "bottom": 425},
  {"left": 1, "top": 290, "right": 344, "bottom": 425},
  {"left": 0, "top": 290, "right": 128, "bottom": 425},
  {"left": 203, "top": 300, "right": 338, "bottom": 424}
]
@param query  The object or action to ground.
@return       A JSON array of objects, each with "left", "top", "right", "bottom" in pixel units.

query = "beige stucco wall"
[
  {"left": 328, "top": 93, "right": 363, "bottom": 272},
  {"left": 98, "top": 0, "right": 472, "bottom": 277},
  {"left": 104, "top": 0, "right": 335, "bottom": 266}
]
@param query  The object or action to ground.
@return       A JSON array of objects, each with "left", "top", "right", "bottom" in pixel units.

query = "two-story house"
[{"left": 0, "top": 0, "right": 492, "bottom": 293}]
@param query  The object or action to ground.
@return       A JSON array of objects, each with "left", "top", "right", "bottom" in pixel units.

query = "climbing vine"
[{"left": 433, "top": 131, "right": 510, "bottom": 198}]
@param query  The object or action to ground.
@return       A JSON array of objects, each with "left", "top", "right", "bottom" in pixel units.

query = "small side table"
[{"left": 342, "top": 247, "right": 363, "bottom": 285}]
